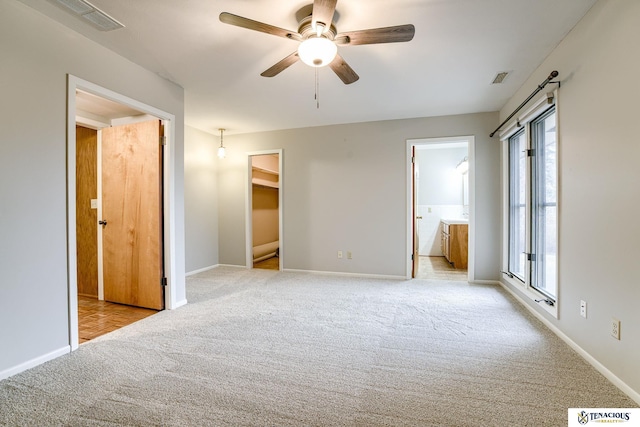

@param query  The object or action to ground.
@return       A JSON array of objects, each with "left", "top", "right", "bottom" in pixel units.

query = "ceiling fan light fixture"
[{"left": 298, "top": 37, "right": 337, "bottom": 67}]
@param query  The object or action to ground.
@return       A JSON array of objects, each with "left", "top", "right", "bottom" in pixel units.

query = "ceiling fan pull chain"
[{"left": 315, "top": 67, "right": 320, "bottom": 109}]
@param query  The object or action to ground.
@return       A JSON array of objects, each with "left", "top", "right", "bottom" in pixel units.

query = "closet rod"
[{"left": 490, "top": 70, "right": 559, "bottom": 137}]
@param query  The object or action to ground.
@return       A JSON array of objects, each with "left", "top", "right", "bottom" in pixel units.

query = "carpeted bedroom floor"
[{"left": 0, "top": 267, "right": 636, "bottom": 426}]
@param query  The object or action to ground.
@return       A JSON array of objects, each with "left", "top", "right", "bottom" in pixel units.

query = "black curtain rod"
[{"left": 489, "top": 70, "right": 559, "bottom": 138}]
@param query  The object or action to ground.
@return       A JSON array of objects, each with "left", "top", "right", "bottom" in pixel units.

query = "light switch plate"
[{"left": 90, "top": 199, "right": 98, "bottom": 209}]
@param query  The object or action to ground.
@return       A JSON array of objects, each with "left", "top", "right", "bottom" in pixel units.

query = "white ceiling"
[{"left": 20, "top": 0, "right": 596, "bottom": 135}]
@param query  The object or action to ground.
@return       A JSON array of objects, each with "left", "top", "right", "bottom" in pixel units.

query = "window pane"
[
  {"left": 532, "top": 108, "right": 557, "bottom": 298},
  {"left": 508, "top": 130, "right": 526, "bottom": 281}
]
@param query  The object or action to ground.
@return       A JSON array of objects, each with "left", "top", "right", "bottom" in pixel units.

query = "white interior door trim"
[{"left": 67, "top": 75, "right": 178, "bottom": 351}]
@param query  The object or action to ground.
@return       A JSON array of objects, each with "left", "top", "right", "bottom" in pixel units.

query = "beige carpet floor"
[{"left": 0, "top": 267, "right": 636, "bottom": 426}]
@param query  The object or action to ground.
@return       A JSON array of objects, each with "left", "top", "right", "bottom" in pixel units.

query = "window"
[
  {"left": 508, "top": 130, "right": 526, "bottom": 281},
  {"left": 531, "top": 109, "right": 557, "bottom": 298},
  {"left": 505, "top": 105, "right": 557, "bottom": 302}
]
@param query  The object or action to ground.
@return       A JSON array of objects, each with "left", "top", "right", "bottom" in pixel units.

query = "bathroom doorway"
[{"left": 407, "top": 137, "right": 474, "bottom": 280}]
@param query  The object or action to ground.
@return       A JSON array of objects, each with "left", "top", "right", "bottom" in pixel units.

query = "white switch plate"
[
  {"left": 90, "top": 199, "right": 98, "bottom": 209},
  {"left": 580, "top": 300, "right": 587, "bottom": 318},
  {"left": 337, "top": 251, "right": 343, "bottom": 259},
  {"left": 347, "top": 251, "right": 352, "bottom": 259}
]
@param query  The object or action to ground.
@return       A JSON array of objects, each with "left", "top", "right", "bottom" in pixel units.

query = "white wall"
[
  {"left": 0, "top": 1, "right": 185, "bottom": 376},
  {"left": 417, "top": 147, "right": 467, "bottom": 206},
  {"left": 184, "top": 126, "right": 218, "bottom": 273},
  {"left": 499, "top": 0, "right": 640, "bottom": 400},
  {"left": 416, "top": 147, "right": 468, "bottom": 256},
  {"left": 216, "top": 113, "right": 499, "bottom": 279}
]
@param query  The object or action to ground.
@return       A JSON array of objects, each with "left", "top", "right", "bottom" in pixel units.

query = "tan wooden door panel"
[
  {"left": 76, "top": 125, "right": 98, "bottom": 297},
  {"left": 101, "top": 120, "right": 164, "bottom": 310}
]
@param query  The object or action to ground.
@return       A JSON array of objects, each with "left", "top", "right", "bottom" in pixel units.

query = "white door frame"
[
  {"left": 245, "top": 149, "right": 283, "bottom": 270},
  {"left": 406, "top": 136, "right": 475, "bottom": 281},
  {"left": 67, "top": 75, "right": 178, "bottom": 350}
]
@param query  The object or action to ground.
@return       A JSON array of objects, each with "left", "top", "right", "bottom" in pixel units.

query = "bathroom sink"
[{"left": 441, "top": 218, "right": 468, "bottom": 224}]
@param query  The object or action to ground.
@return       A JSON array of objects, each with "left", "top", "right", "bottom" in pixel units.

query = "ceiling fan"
[{"left": 219, "top": 0, "right": 415, "bottom": 85}]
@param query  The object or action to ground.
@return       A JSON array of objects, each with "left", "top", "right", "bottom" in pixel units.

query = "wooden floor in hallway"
[
  {"left": 78, "top": 295, "right": 158, "bottom": 344},
  {"left": 417, "top": 255, "right": 468, "bottom": 280}
]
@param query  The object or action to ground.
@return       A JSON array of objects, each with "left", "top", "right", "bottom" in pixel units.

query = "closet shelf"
[
  {"left": 252, "top": 177, "right": 279, "bottom": 189},
  {"left": 252, "top": 165, "right": 278, "bottom": 176}
]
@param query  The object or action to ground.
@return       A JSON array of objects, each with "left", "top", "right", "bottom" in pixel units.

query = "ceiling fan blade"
[
  {"left": 329, "top": 54, "right": 359, "bottom": 85},
  {"left": 220, "top": 12, "right": 302, "bottom": 42},
  {"left": 312, "top": 0, "right": 337, "bottom": 32},
  {"left": 261, "top": 52, "right": 300, "bottom": 77},
  {"left": 335, "top": 24, "right": 415, "bottom": 45}
]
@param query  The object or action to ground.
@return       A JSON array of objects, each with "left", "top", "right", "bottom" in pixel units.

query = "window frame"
[
  {"left": 507, "top": 129, "right": 527, "bottom": 283},
  {"left": 500, "top": 91, "right": 559, "bottom": 318}
]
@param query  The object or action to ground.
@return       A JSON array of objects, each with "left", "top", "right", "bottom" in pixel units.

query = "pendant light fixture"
[{"left": 217, "top": 128, "right": 226, "bottom": 159}]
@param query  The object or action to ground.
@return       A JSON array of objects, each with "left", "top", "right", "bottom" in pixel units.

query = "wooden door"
[
  {"left": 76, "top": 125, "right": 99, "bottom": 297},
  {"left": 101, "top": 119, "right": 164, "bottom": 310}
]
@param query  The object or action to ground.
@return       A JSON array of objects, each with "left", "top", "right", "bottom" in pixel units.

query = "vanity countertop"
[{"left": 441, "top": 218, "right": 468, "bottom": 225}]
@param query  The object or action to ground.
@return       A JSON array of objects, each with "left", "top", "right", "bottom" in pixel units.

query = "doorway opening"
[
  {"left": 407, "top": 136, "right": 475, "bottom": 280},
  {"left": 67, "top": 75, "right": 178, "bottom": 350},
  {"left": 246, "top": 150, "right": 283, "bottom": 271}
]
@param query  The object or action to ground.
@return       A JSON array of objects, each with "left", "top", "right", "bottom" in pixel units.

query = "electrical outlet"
[
  {"left": 611, "top": 318, "right": 621, "bottom": 340},
  {"left": 580, "top": 300, "right": 587, "bottom": 318},
  {"left": 347, "top": 251, "right": 352, "bottom": 259},
  {"left": 337, "top": 251, "right": 343, "bottom": 259}
]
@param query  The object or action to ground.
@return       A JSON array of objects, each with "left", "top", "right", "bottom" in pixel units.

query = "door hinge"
[
  {"left": 411, "top": 254, "right": 414, "bottom": 261},
  {"left": 160, "top": 136, "right": 167, "bottom": 146},
  {"left": 525, "top": 253, "right": 536, "bottom": 262},
  {"left": 161, "top": 277, "right": 167, "bottom": 287},
  {"left": 525, "top": 148, "right": 535, "bottom": 157},
  {"left": 411, "top": 156, "right": 415, "bottom": 163}
]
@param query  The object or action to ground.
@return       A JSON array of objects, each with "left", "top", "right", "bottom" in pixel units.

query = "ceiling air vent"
[
  {"left": 49, "top": 0, "right": 125, "bottom": 31},
  {"left": 491, "top": 71, "right": 509, "bottom": 84}
]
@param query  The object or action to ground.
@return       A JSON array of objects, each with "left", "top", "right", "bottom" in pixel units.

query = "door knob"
[
  {"left": 98, "top": 220, "right": 107, "bottom": 226},
  {"left": 416, "top": 216, "right": 423, "bottom": 219}
]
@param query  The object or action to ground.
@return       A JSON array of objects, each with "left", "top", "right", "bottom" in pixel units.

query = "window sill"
[{"left": 500, "top": 273, "right": 558, "bottom": 319}]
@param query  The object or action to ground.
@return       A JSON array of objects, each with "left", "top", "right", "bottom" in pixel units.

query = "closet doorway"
[{"left": 246, "top": 150, "right": 283, "bottom": 271}]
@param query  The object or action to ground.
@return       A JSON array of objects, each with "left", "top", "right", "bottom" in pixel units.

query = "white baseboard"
[
  {"left": 0, "top": 346, "right": 70, "bottom": 382},
  {"left": 216, "top": 264, "right": 246, "bottom": 269},
  {"left": 498, "top": 281, "right": 640, "bottom": 406},
  {"left": 283, "top": 268, "right": 406, "bottom": 281},
  {"left": 185, "top": 265, "right": 218, "bottom": 276},
  {"left": 469, "top": 279, "right": 501, "bottom": 286},
  {"left": 173, "top": 299, "right": 188, "bottom": 309}
]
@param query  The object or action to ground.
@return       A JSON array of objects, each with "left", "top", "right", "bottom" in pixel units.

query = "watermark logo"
[
  {"left": 569, "top": 408, "right": 640, "bottom": 426},
  {"left": 577, "top": 411, "right": 589, "bottom": 425}
]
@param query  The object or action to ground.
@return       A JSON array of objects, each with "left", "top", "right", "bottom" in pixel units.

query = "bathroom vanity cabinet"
[{"left": 440, "top": 220, "right": 468, "bottom": 269}]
